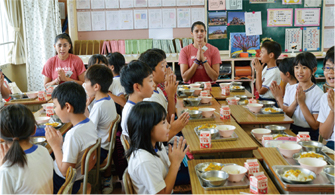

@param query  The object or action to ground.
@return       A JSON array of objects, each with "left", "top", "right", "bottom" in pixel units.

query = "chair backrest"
[
  {"left": 323, "top": 83, "right": 333, "bottom": 93},
  {"left": 122, "top": 168, "right": 135, "bottom": 194},
  {"left": 57, "top": 167, "right": 77, "bottom": 194},
  {"left": 121, "top": 134, "right": 130, "bottom": 151}
]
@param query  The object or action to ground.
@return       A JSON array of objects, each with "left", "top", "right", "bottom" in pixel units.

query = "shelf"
[
  {"left": 234, "top": 79, "right": 253, "bottom": 82},
  {"left": 316, "top": 77, "right": 326, "bottom": 80}
]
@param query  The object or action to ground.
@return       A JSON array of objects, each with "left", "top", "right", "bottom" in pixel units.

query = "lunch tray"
[
  {"left": 272, "top": 165, "right": 333, "bottom": 188},
  {"left": 277, "top": 148, "right": 334, "bottom": 166},
  {"left": 183, "top": 101, "right": 212, "bottom": 107},
  {"left": 194, "top": 128, "right": 238, "bottom": 142},
  {"left": 181, "top": 110, "right": 216, "bottom": 121},
  {"left": 177, "top": 93, "right": 199, "bottom": 98},
  {"left": 244, "top": 106, "right": 284, "bottom": 117},
  {"left": 250, "top": 132, "right": 293, "bottom": 146},
  {"left": 195, "top": 163, "right": 249, "bottom": 190},
  {"left": 10, "top": 96, "right": 38, "bottom": 102},
  {"left": 230, "top": 87, "right": 245, "bottom": 92}
]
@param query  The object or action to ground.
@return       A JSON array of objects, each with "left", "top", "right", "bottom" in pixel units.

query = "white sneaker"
[{"left": 102, "top": 177, "right": 113, "bottom": 194}]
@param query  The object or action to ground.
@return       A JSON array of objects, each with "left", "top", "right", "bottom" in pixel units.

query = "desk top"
[
  {"left": 5, "top": 96, "right": 52, "bottom": 105},
  {"left": 211, "top": 87, "right": 253, "bottom": 100},
  {"left": 188, "top": 158, "right": 280, "bottom": 194}
]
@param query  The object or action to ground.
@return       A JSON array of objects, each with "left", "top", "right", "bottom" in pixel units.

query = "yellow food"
[
  {"left": 206, "top": 177, "right": 223, "bottom": 181},
  {"left": 198, "top": 124, "right": 217, "bottom": 130},
  {"left": 264, "top": 108, "right": 279, "bottom": 113},
  {"left": 188, "top": 107, "right": 199, "bottom": 110},
  {"left": 274, "top": 134, "right": 288, "bottom": 139},
  {"left": 299, "top": 152, "right": 324, "bottom": 159},
  {"left": 45, "top": 122, "right": 60, "bottom": 127},
  {"left": 188, "top": 96, "right": 196, "bottom": 98},
  {"left": 232, "top": 86, "right": 240, "bottom": 89},
  {"left": 204, "top": 163, "right": 223, "bottom": 172},
  {"left": 283, "top": 169, "right": 314, "bottom": 181}
]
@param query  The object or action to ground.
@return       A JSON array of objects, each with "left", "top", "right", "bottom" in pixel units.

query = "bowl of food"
[
  {"left": 192, "top": 88, "right": 202, "bottom": 96},
  {"left": 195, "top": 124, "right": 217, "bottom": 131},
  {"left": 184, "top": 110, "right": 202, "bottom": 118},
  {"left": 189, "top": 83, "right": 201, "bottom": 89},
  {"left": 183, "top": 98, "right": 201, "bottom": 106},
  {"left": 247, "top": 103, "right": 263, "bottom": 113},
  {"left": 230, "top": 81, "right": 242, "bottom": 86},
  {"left": 278, "top": 143, "right": 302, "bottom": 158},
  {"left": 293, "top": 151, "right": 325, "bottom": 163},
  {"left": 251, "top": 128, "right": 271, "bottom": 140},
  {"left": 199, "top": 96, "right": 212, "bottom": 104},
  {"left": 42, "top": 103, "right": 54, "bottom": 110},
  {"left": 323, "top": 166, "right": 334, "bottom": 184},
  {"left": 221, "top": 165, "right": 247, "bottom": 182},
  {"left": 226, "top": 97, "right": 240, "bottom": 105},
  {"left": 30, "top": 137, "right": 46, "bottom": 144},
  {"left": 200, "top": 170, "right": 229, "bottom": 187},
  {"left": 216, "top": 125, "right": 236, "bottom": 138},
  {"left": 35, "top": 116, "right": 51, "bottom": 124},
  {"left": 298, "top": 141, "right": 323, "bottom": 153},
  {"left": 264, "top": 125, "right": 286, "bottom": 134},
  {"left": 199, "top": 108, "right": 215, "bottom": 118},
  {"left": 10, "top": 93, "right": 23, "bottom": 100},
  {"left": 298, "top": 158, "right": 327, "bottom": 175},
  {"left": 259, "top": 101, "right": 276, "bottom": 108},
  {"left": 219, "top": 83, "right": 230, "bottom": 89},
  {"left": 182, "top": 89, "right": 195, "bottom": 96},
  {"left": 195, "top": 162, "right": 225, "bottom": 174},
  {"left": 277, "top": 166, "right": 316, "bottom": 184},
  {"left": 26, "top": 91, "right": 38, "bottom": 99}
]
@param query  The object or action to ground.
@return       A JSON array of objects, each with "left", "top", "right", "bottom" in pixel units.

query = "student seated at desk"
[
  {"left": 0, "top": 104, "right": 53, "bottom": 194},
  {"left": 0, "top": 72, "right": 11, "bottom": 100},
  {"left": 45, "top": 82, "right": 98, "bottom": 194},
  {"left": 87, "top": 54, "right": 108, "bottom": 68}
]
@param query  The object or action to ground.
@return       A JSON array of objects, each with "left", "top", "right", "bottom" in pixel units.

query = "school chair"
[
  {"left": 57, "top": 167, "right": 77, "bottom": 194},
  {"left": 323, "top": 83, "right": 333, "bottom": 93},
  {"left": 121, "top": 134, "right": 130, "bottom": 161},
  {"left": 77, "top": 138, "right": 101, "bottom": 194},
  {"left": 122, "top": 168, "right": 135, "bottom": 194}
]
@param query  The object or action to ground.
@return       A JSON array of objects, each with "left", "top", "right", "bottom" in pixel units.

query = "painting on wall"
[
  {"left": 230, "top": 32, "right": 260, "bottom": 55},
  {"left": 208, "top": 11, "right": 227, "bottom": 26},
  {"left": 209, "top": 26, "right": 227, "bottom": 39}
]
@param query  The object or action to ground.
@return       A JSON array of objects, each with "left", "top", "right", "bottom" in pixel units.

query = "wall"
[{"left": 2, "top": 64, "right": 27, "bottom": 92}]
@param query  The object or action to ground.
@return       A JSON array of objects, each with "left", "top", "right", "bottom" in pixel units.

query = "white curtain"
[
  {"left": 3, "top": 0, "right": 25, "bottom": 65},
  {"left": 23, "top": 0, "right": 61, "bottom": 91}
]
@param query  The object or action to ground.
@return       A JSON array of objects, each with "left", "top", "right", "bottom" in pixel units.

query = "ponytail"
[
  {"left": 3, "top": 139, "right": 27, "bottom": 167},
  {"left": 311, "top": 75, "right": 316, "bottom": 84}
]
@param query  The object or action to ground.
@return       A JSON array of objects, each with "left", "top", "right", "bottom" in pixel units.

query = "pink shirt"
[
  {"left": 42, "top": 54, "right": 86, "bottom": 83},
  {"left": 178, "top": 43, "right": 221, "bottom": 84}
]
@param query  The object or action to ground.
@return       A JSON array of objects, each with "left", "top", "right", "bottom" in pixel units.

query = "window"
[{"left": 0, "top": 1, "right": 15, "bottom": 66}]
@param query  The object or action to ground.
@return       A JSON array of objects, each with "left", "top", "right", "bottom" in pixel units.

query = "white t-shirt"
[
  {"left": 144, "top": 88, "right": 168, "bottom": 111},
  {"left": 260, "top": 66, "right": 281, "bottom": 99},
  {"left": 121, "top": 101, "right": 135, "bottom": 137},
  {"left": 108, "top": 76, "right": 126, "bottom": 96},
  {"left": 284, "top": 84, "right": 324, "bottom": 128},
  {"left": 0, "top": 145, "right": 53, "bottom": 194},
  {"left": 89, "top": 96, "right": 117, "bottom": 150},
  {"left": 128, "top": 146, "right": 171, "bottom": 194},
  {"left": 54, "top": 118, "right": 98, "bottom": 181},
  {"left": 317, "top": 90, "right": 335, "bottom": 142}
]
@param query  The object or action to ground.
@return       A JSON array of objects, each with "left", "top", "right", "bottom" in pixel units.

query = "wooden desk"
[
  {"left": 188, "top": 158, "right": 280, "bottom": 194},
  {"left": 211, "top": 87, "right": 253, "bottom": 100},
  {"left": 258, "top": 148, "right": 334, "bottom": 193},
  {"left": 6, "top": 96, "right": 52, "bottom": 112}
]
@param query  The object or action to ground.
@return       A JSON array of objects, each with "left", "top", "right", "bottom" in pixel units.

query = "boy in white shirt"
[{"left": 45, "top": 82, "right": 98, "bottom": 194}]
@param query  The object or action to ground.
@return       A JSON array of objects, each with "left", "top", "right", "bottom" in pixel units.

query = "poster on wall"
[
  {"left": 230, "top": 33, "right": 260, "bottom": 55},
  {"left": 304, "top": 0, "right": 321, "bottom": 7},
  {"left": 106, "top": 11, "right": 120, "bottom": 30},
  {"left": 325, "top": 7, "right": 335, "bottom": 26},
  {"left": 77, "top": 12, "right": 91, "bottom": 31},
  {"left": 134, "top": 10, "right": 148, "bottom": 29},
  {"left": 285, "top": 28, "right": 302, "bottom": 52},
  {"left": 208, "top": 11, "right": 227, "bottom": 26},
  {"left": 267, "top": 8, "right": 293, "bottom": 27},
  {"left": 208, "top": 0, "right": 226, "bottom": 11},
  {"left": 303, "top": 27, "right": 320, "bottom": 51},
  {"left": 162, "top": 9, "right": 176, "bottom": 28},
  {"left": 295, "top": 8, "right": 320, "bottom": 26},
  {"left": 324, "top": 29, "right": 335, "bottom": 49},
  {"left": 76, "top": 0, "right": 90, "bottom": 9},
  {"left": 208, "top": 26, "right": 227, "bottom": 39},
  {"left": 191, "top": 0, "right": 205, "bottom": 5},
  {"left": 177, "top": 8, "right": 191, "bottom": 27},
  {"left": 91, "top": 11, "right": 106, "bottom": 31},
  {"left": 149, "top": 9, "right": 162, "bottom": 28},
  {"left": 228, "top": 12, "right": 245, "bottom": 25},
  {"left": 119, "top": 10, "right": 134, "bottom": 29},
  {"left": 120, "top": 0, "right": 133, "bottom": 8},
  {"left": 105, "top": 0, "right": 119, "bottom": 9},
  {"left": 282, "top": 0, "right": 301, "bottom": 4},
  {"left": 226, "top": 0, "right": 242, "bottom": 10},
  {"left": 162, "top": 0, "right": 176, "bottom": 6},
  {"left": 249, "top": 0, "right": 275, "bottom": 3},
  {"left": 177, "top": 0, "right": 191, "bottom": 6},
  {"left": 245, "top": 11, "right": 262, "bottom": 36},
  {"left": 134, "top": 0, "right": 148, "bottom": 7},
  {"left": 191, "top": 8, "right": 205, "bottom": 24},
  {"left": 148, "top": 0, "right": 162, "bottom": 7},
  {"left": 91, "top": 0, "right": 105, "bottom": 9}
]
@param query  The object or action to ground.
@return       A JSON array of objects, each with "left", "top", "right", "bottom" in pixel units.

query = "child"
[
  {"left": 270, "top": 57, "right": 297, "bottom": 110},
  {"left": 45, "top": 82, "right": 98, "bottom": 194},
  {"left": 120, "top": 60, "right": 155, "bottom": 137},
  {"left": 282, "top": 52, "right": 324, "bottom": 141},
  {"left": 87, "top": 54, "right": 108, "bottom": 68},
  {"left": 0, "top": 104, "right": 53, "bottom": 194},
  {"left": 107, "top": 52, "right": 127, "bottom": 107},
  {"left": 252, "top": 41, "right": 282, "bottom": 101},
  {"left": 318, "top": 51, "right": 334, "bottom": 149},
  {"left": 126, "top": 101, "right": 189, "bottom": 194}
]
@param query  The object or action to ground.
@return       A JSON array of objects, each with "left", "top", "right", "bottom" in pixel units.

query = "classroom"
[{"left": 0, "top": 0, "right": 335, "bottom": 194}]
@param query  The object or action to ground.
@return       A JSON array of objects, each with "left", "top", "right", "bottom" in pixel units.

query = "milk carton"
[
  {"left": 250, "top": 172, "right": 268, "bottom": 194},
  {"left": 244, "top": 159, "right": 259, "bottom": 177},
  {"left": 200, "top": 91, "right": 208, "bottom": 96},
  {"left": 262, "top": 135, "right": 273, "bottom": 146},
  {"left": 297, "top": 132, "right": 311, "bottom": 142},
  {"left": 200, "top": 130, "right": 211, "bottom": 148},
  {"left": 204, "top": 82, "right": 212, "bottom": 91},
  {"left": 220, "top": 105, "right": 230, "bottom": 119}
]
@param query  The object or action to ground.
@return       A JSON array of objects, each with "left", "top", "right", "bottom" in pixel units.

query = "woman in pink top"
[
  {"left": 179, "top": 21, "right": 221, "bottom": 84},
  {"left": 42, "top": 34, "right": 86, "bottom": 88}
]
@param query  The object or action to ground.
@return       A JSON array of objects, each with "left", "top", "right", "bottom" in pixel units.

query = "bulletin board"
[{"left": 207, "top": 0, "right": 325, "bottom": 52}]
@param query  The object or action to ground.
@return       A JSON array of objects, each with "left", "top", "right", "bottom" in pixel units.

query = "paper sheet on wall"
[
  {"left": 148, "top": 0, "right": 162, "bottom": 7},
  {"left": 226, "top": 0, "right": 242, "bottom": 10},
  {"left": 77, "top": 12, "right": 91, "bottom": 31},
  {"left": 59, "top": 2, "right": 66, "bottom": 19},
  {"left": 120, "top": 0, "right": 133, "bottom": 8},
  {"left": 208, "top": 0, "right": 225, "bottom": 11},
  {"left": 91, "top": 11, "right": 106, "bottom": 31},
  {"left": 282, "top": 0, "right": 301, "bottom": 4},
  {"left": 76, "top": 0, "right": 90, "bottom": 9},
  {"left": 149, "top": 28, "right": 173, "bottom": 39},
  {"left": 303, "top": 27, "right": 320, "bottom": 51},
  {"left": 191, "top": 0, "right": 205, "bottom": 5},
  {"left": 324, "top": 29, "right": 335, "bottom": 48},
  {"left": 326, "top": 0, "right": 334, "bottom": 5},
  {"left": 325, "top": 7, "right": 335, "bottom": 27},
  {"left": 295, "top": 8, "right": 320, "bottom": 26},
  {"left": 162, "top": 0, "right": 176, "bottom": 6},
  {"left": 267, "top": 9, "right": 293, "bottom": 27},
  {"left": 177, "top": 8, "right": 191, "bottom": 28},
  {"left": 105, "top": 0, "right": 119, "bottom": 8},
  {"left": 191, "top": 8, "right": 205, "bottom": 24},
  {"left": 91, "top": 0, "right": 105, "bottom": 9},
  {"left": 245, "top": 12, "right": 262, "bottom": 36},
  {"left": 304, "top": 0, "right": 321, "bottom": 7},
  {"left": 177, "top": 0, "right": 191, "bottom": 6},
  {"left": 149, "top": 9, "right": 162, "bottom": 28},
  {"left": 249, "top": 0, "right": 275, "bottom": 3},
  {"left": 134, "top": 0, "right": 147, "bottom": 7},
  {"left": 106, "top": 11, "right": 120, "bottom": 30},
  {"left": 285, "top": 28, "right": 302, "bottom": 52},
  {"left": 162, "top": 9, "right": 176, "bottom": 28},
  {"left": 134, "top": 10, "right": 148, "bottom": 29},
  {"left": 119, "top": 10, "right": 134, "bottom": 29}
]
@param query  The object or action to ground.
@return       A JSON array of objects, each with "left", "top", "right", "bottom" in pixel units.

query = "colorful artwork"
[
  {"left": 208, "top": 12, "right": 227, "bottom": 26},
  {"left": 267, "top": 8, "right": 293, "bottom": 27},
  {"left": 303, "top": 27, "right": 320, "bottom": 51},
  {"left": 295, "top": 8, "right": 320, "bottom": 27},
  {"left": 208, "top": 26, "right": 227, "bottom": 39},
  {"left": 282, "top": 0, "right": 301, "bottom": 4},
  {"left": 285, "top": 28, "right": 302, "bottom": 52},
  {"left": 230, "top": 33, "right": 260, "bottom": 54},
  {"left": 228, "top": 12, "right": 245, "bottom": 25},
  {"left": 249, "top": 0, "right": 275, "bottom": 3}
]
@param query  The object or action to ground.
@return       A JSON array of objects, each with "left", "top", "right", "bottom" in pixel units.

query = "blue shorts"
[
  {"left": 53, "top": 170, "right": 82, "bottom": 194},
  {"left": 100, "top": 147, "right": 109, "bottom": 164}
]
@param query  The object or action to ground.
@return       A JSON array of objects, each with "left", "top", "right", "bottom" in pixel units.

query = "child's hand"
[
  {"left": 328, "top": 89, "right": 334, "bottom": 112},
  {"left": 86, "top": 95, "right": 95, "bottom": 107},
  {"left": 270, "top": 81, "right": 282, "bottom": 100},
  {"left": 168, "top": 136, "right": 189, "bottom": 165},
  {"left": 0, "top": 143, "right": 10, "bottom": 166},
  {"left": 296, "top": 85, "right": 306, "bottom": 104},
  {"left": 0, "top": 73, "right": 4, "bottom": 87},
  {"left": 170, "top": 112, "right": 190, "bottom": 132},
  {"left": 165, "top": 74, "right": 179, "bottom": 97},
  {"left": 165, "top": 67, "right": 173, "bottom": 81},
  {"left": 45, "top": 126, "right": 63, "bottom": 149},
  {"left": 252, "top": 58, "right": 264, "bottom": 73}
]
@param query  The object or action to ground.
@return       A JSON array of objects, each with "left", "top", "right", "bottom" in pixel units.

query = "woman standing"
[{"left": 179, "top": 21, "right": 221, "bottom": 83}]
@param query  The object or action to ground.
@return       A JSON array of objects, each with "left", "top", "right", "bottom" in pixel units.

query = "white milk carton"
[
  {"left": 262, "top": 135, "right": 273, "bottom": 146},
  {"left": 200, "top": 130, "right": 211, "bottom": 148},
  {"left": 250, "top": 172, "right": 268, "bottom": 194},
  {"left": 244, "top": 159, "right": 259, "bottom": 177},
  {"left": 297, "top": 132, "right": 311, "bottom": 142}
]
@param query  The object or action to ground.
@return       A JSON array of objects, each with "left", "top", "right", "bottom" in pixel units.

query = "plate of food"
[
  {"left": 293, "top": 151, "right": 326, "bottom": 162},
  {"left": 195, "top": 162, "right": 237, "bottom": 174},
  {"left": 272, "top": 134, "right": 295, "bottom": 140},
  {"left": 276, "top": 167, "right": 316, "bottom": 184},
  {"left": 195, "top": 124, "right": 217, "bottom": 131},
  {"left": 261, "top": 107, "right": 283, "bottom": 114},
  {"left": 45, "top": 122, "right": 62, "bottom": 128},
  {"left": 230, "top": 86, "right": 245, "bottom": 91}
]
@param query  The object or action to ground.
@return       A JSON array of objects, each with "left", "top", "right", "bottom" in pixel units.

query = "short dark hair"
[
  {"left": 294, "top": 52, "right": 317, "bottom": 84},
  {"left": 55, "top": 33, "right": 73, "bottom": 54},
  {"left": 261, "top": 41, "right": 282, "bottom": 60},
  {"left": 52, "top": 82, "right": 87, "bottom": 114},
  {"left": 85, "top": 64, "right": 113, "bottom": 93},
  {"left": 138, "top": 50, "right": 164, "bottom": 71},
  {"left": 0, "top": 104, "right": 36, "bottom": 167},
  {"left": 327, "top": 46, "right": 334, "bottom": 55},
  {"left": 107, "top": 52, "right": 126, "bottom": 75},
  {"left": 191, "top": 21, "right": 206, "bottom": 32},
  {"left": 278, "top": 57, "right": 295, "bottom": 78},
  {"left": 120, "top": 60, "right": 152, "bottom": 95},
  {"left": 126, "top": 101, "right": 167, "bottom": 159},
  {"left": 88, "top": 54, "right": 108, "bottom": 68},
  {"left": 151, "top": 48, "right": 166, "bottom": 59},
  {"left": 324, "top": 51, "right": 334, "bottom": 67}
]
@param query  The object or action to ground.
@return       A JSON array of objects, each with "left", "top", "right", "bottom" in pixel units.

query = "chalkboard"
[{"left": 207, "top": 0, "right": 324, "bottom": 52}]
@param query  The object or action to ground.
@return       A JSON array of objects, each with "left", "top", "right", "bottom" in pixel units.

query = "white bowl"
[
  {"left": 199, "top": 108, "right": 215, "bottom": 118},
  {"left": 298, "top": 158, "right": 327, "bottom": 175},
  {"left": 247, "top": 103, "right": 263, "bottom": 113},
  {"left": 35, "top": 117, "right": 51, "bottom": 124},
  {"left": 26, "top": 91, "right": 38, "bottom": 98},
  {"left": 190, "top": 84, "right": 201, "bottom": 88},
  {"left": 216, "top": 125, "right": 236, "bottom": 138},
  {"left": 221, "top": 165, "right": 247, "bottom": 182},
  {"left": 199, "top": 96, "right": 212, "bottom": 104},
  {"left": 192, "top": 88, "right": 202, "bottom": 96},
  {"left": 251, "top": 128, "right": 271, "bottom": 140},
  {"left": 226, "top": 97, "right": 240, "bottom": 105},
  {"left": 219, "top": 83, "right": 231, "bottom": 88},
  {"left": 42, "top": 103, "right": 54, "bottom": 110},
  {"left": 277, "top": 143, "right": 302, "bottom": 158}
]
